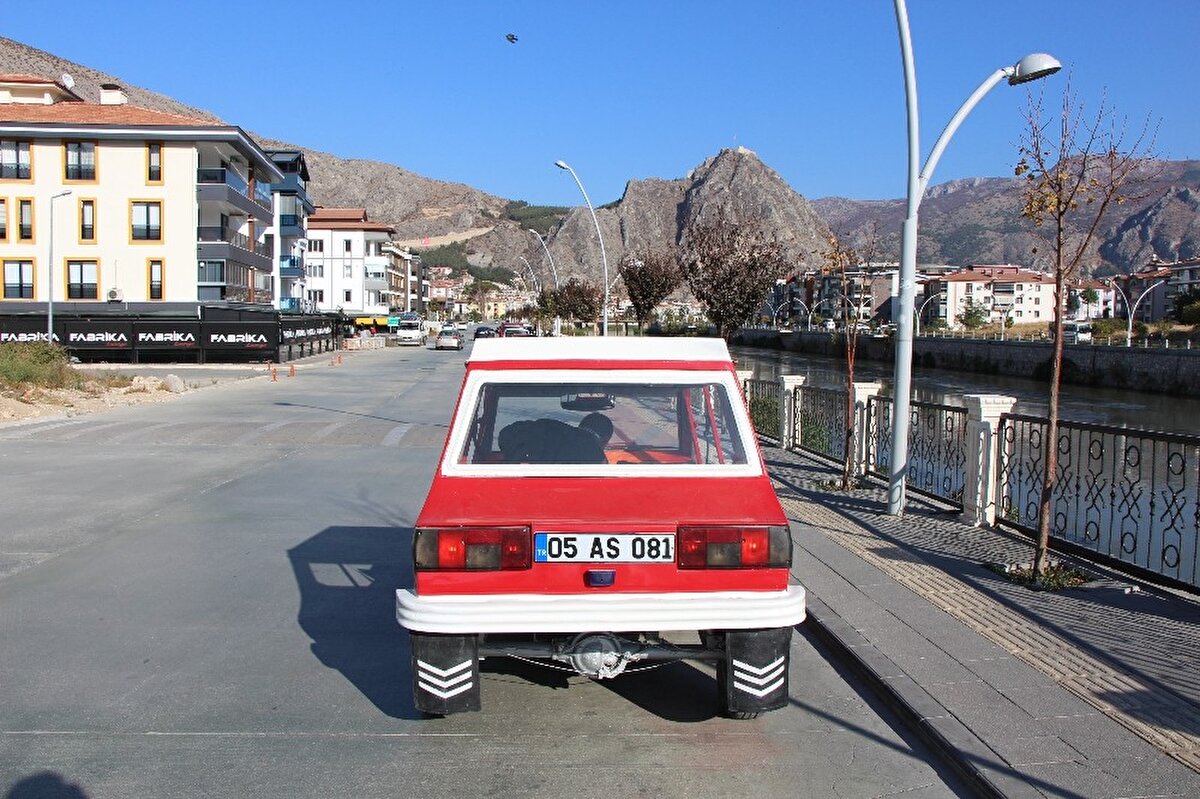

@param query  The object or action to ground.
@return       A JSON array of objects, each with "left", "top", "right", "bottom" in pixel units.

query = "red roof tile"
[{"left": 0, "top": 102, "right": 220, "bottom": 127}]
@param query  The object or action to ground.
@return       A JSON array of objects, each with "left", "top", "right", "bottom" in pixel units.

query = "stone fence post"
[
  {"left": 852, "top": 381, "right": 882, "bottom": 477},
  {"left": 778, "top": 375, "right": 805, "bottom": 450},
  {"left": 961, "top": 394, "right": 1017, "bottom": 527},
  {"left": 736, "top": 370, "right": 752, "bottom": 403}
]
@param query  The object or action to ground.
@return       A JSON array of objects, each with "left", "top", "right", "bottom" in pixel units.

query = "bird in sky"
[{"left": 506, "top": 33, "right": 518, "bottom": 43}]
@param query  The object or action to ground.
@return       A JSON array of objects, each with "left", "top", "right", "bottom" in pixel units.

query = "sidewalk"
[{"left": 766, "top": 443, "right": 1200, "bottom": 798}]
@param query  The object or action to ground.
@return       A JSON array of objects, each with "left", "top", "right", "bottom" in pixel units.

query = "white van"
[
  {"left": 395, "top": 320, "right": 424, "bottom": 346},
  {"left": 1062, "top": 321, "right": 1093, "bottom": 344}
]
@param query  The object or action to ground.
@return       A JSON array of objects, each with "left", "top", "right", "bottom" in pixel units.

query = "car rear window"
[{"left": 456, "top": 378, "right": 750, "bottom": 467}]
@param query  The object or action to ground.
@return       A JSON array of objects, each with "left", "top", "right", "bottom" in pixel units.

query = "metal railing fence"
[{"left": 868, "top": 395, "right": 969, "bottom": 509}]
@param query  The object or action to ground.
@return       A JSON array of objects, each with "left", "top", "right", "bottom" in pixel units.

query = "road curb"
[{"left": 805, "top": 597, "right": 1038, "bottom": 799}]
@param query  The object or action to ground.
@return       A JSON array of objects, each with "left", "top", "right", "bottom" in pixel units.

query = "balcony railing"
[
  {"left": 198, "top": 168, "right": 273, "bottom": 213},
  {"left": 197, "top": 226, "right": 272, "bottom": 258},
  {"left": 280, "top": 214, "right": 300, "bottom": 228}
]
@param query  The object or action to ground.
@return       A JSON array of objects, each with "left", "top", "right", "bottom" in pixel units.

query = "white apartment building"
[
  {"left": 302, "top": 208, "right": 394, "bottom": 317},
  {"left": 1, "top": 74, "right": 283, "bottom": 310},
  {"left": 924, "top": 265, "right": 1057, "bottom": 329}
]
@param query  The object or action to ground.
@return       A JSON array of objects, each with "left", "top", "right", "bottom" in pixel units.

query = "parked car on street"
[
  {"left": 397, "top": 338, "right": 806, "bottom": 717},
  {"left": 395, "top": 320, "right": 424, "bottom": 346},
  {"left": 434, "top": 329, "right": 464, "bottom": 351},
  {"left": 473, "top": 326, "right": 497, "bottom": 339}
]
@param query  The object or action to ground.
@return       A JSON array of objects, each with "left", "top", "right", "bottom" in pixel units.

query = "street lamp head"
[
  {"left": 1006, "top": 53, "right": 1062, "bottom": 85},
  {"left": 554, "top": 160, "right": 569, "bottom": 171},
  {"left": 53, "top": 189, "right": 73, "bottom": 199}
]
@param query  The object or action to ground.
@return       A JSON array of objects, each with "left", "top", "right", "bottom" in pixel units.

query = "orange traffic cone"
[
  {"left": 289, "top": 363, "right": 296, "bottom": 378},
  {"left": 271, "top": 367, "right": 277, "bottom": 382}
]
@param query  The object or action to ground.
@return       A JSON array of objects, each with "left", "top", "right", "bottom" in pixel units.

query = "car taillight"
[
  {"left": 677, "top": 525, "right": 791, "bottom": 569},
  {"left": 414, "top": 527, "right": 531, "bottom": 570}
]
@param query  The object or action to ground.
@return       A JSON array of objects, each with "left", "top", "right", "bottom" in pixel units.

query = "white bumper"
[{"left": 396, "top": 586, "right": 806, "bottom": 634}]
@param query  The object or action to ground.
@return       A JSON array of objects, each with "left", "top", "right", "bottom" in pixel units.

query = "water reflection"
[{"left": 731, "top": 346, "right": 1195, "bottom": 435}]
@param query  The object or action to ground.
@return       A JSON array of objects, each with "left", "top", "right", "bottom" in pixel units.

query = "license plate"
[{"left": 534, "top": 533, "right": 675, "bottom": 563}]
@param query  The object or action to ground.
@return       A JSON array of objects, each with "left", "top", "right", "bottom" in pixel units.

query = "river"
[{"left": 730, "top": 345, "right": 1199, "bottom": 436}]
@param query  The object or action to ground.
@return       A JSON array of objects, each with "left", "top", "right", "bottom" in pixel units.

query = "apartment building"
[
  {"left": 266, "top": 150, "right": 315, "bottom": 312},
  {"left": 1, "top": 74, "right": 282, "bottom": 311},
  {"left": 302, "top": 208, "right": 394, "bottom": 316},
  {"left": 924, "top": 265, "right": 1057, "bottom": 329}
]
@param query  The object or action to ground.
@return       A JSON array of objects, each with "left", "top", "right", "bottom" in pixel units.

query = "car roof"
[{"left": 468, "top": 337, "right": 732, "bottom": 364}]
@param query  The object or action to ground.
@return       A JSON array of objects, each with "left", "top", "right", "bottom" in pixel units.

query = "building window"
[
  {"left": 308, "top": 239, "right": 324, "bottom": 253},
  {"left": 0, "top": 139, "right": 31, "bottom": 179},
  {"left": 306, "top": 263, "right": 323, "bottom": 279},
  {"left": 343, "top": 264, "right": 353, "bottom": 278},
  {"left": 64, "top": 142, "right": 97, "bottom": 181},
  {"left": 0, "top": 198, "right": 6, "bottom": 241},
  {"left": 343, "top": 239, "right": 352, "bottom": 254},
  {"left": 308, "top": 289, "right": 324, "bottom": 304},
  {"left": 131, "top": 201, "right": 162, "bottom": 241},
  {"left": 344, "top": 289, "right": 352, "bottom": 302},
  {"left": 147, "top": 143, "right": 162, "bottom": 183},
  {"left": 148, "top": 259, "right": 164, "bottom": 300},
  {"left": 67, "top": 260, "right": 99, "bottom": 299},
  {"left": 197, "top": 261, "right": 225, "bottom": 283},
  {"left": 18, "top": 199, "right": 33, "bottom": 241},
  {"left": 3, "top": 260, "right": 34, "bottom": 299},
  {"left": 79, "top": 199, "right": 96, "bottom": 243},
  {"left": 965, "top": 283, "right": 973, "bottom": 294}
]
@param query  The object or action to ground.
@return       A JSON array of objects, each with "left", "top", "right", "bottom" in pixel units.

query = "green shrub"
[{"left": 0, "top": 343, "right": 79, "bottom": 389}]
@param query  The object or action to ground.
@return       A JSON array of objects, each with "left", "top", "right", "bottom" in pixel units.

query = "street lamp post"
[
  {"left": 915, "top": 291, "right": 943, "bottom": 337},
  {"left": 887, "top": 0, "right": 1060, "bottom": 516},
  {"left": 47, "top": 189, "right": 73, "bottom": 343},
  {"left": 792, "top": 299, "right": 812, "bottom": 330},
  {"left": 518, "top": 255, "right": 541, "bottom": 294},
  {"left": 555, "top": 160, "right": 609, "bottom": 336},
  {"left": 1109, "top": 278, "right": 1165, "bottom": 346},
  {"left": 527, "top": 229, "right": 560, "bottom": 289}
]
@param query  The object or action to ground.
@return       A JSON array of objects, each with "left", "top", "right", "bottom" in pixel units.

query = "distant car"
[
  {"left": 435, "top": 330, "right": 464, "bottom": 351},
  {"left": 474, "top": 326, "right": 497, "bottom": 339},
  {"left": 502, "top": 326, "right": 533, "bottom": 337}
]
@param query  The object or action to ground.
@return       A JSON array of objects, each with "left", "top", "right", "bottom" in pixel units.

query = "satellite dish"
[{"left": 61, "top": 73, "right": 75, "bottom": 90}]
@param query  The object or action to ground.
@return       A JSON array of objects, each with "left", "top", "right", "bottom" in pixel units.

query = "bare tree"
[
  {"left": 618, "top": 248, "right": 681, "bottom": 332},
  {"left": 680, "top": 213, "right": 789, "bottom": 340},
  {"left": 821, "top": 233, "right": 862, "bottom": 490},
  {"left": 1016, "top": 82, "right": 1157, "bottom": 579}
]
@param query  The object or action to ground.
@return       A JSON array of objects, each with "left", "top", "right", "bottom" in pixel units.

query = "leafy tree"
[
  {"left": 1172, "top": 288, "right": 1200, "bottom": 322},
  {"left": 679, "top": 212, "right": 789, "bottom": 340},
  {"left": 1016, "top": 81, "right": 1156, "bottom": 580},
  {"left": 618, "top": 248, "right": 682, "bottom": 332},
  {"left": 1081, "top": 287, "right": 1100, "bottom": 316},
  {"left": 955, "top": 299, "right": 990, "bottom": 330},
  {"left": 554, "top": 278, "right": 601, "bottom": 324}
]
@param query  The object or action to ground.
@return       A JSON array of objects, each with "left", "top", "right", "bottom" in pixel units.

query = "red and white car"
[{"left": 396, "top": 337, "right": 806, "bottom": 716}]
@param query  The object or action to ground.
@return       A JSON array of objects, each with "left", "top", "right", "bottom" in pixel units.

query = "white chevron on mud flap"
[
  {"left": 416, "top": 658, "right": 475, "bottom": 699},
  {"left": 732, "top": 655, "right": 786, "bottom": 698}
]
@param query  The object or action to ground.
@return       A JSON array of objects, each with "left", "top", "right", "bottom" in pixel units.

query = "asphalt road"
[{"left": 0, "top": 344, "right": 969, "bottom": 798}]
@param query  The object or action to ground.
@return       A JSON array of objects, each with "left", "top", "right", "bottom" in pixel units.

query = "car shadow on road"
[{"left": 288, "top": 525, "right": 421, "bottom": 720}]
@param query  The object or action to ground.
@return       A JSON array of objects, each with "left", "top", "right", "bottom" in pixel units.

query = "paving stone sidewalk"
[{"left": 765, "top": 443, "right": 1200, "bottom": 798}]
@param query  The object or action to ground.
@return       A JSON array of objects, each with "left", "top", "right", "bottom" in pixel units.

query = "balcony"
[
  {"left": 279, "top": 255, "right": 304, "bottom": 278},
  {"left": 196, "top": 226, "right": 273, "bottom": 272},
  {"left": 197, "top": 168, "right": 275, "bottom": 222}
]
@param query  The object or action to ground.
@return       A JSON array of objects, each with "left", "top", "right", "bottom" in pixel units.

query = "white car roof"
[{"left": 468, "top": 337, "right": 732, "bottom": 364}]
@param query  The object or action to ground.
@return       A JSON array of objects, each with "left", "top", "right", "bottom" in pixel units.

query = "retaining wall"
[{"left": 734, "top": 329, "right": 1200, "bottom": 396}]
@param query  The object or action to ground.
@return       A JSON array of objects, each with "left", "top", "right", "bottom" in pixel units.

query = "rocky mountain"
[
  {"left": 814, "top": 162, "right": 1200, "bottom": 274},
  {"left": 5, "top": 34, "right": 1197, "bottom": 281}
]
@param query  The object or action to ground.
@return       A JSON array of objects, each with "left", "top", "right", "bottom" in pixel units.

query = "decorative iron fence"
[
  {"left": 867, "top": 396, "right": 969, "bottom": 509},
  {"left": 743, "top": 379, "right": 780, "bottom": 440},
  {"left": 794, "top": 386, "right": 849, "bottom": 461},
  {"left": 997, "top": 413, "right": 1200, "bottom": 588}
]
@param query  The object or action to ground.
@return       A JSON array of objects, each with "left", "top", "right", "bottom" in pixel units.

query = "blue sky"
[{"left": 6, "top": 1, "right": 1198, "bottom": 207}]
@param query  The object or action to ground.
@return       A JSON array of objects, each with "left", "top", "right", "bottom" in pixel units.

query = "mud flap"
[
  {"left": 410, "top": 632, "right": 481, "bottom": 715},
  {"left": 722, "top": 627, "right": 793, "bottom": 715}
]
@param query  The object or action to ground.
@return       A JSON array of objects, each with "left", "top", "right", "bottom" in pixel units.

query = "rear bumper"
[{"left": 396, "top": 586, "right": 806, "bottom": 634}]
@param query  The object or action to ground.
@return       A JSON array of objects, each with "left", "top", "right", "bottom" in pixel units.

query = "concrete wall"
[{"left": 734, "top": 329, "right": 1200, "bottom": 396}]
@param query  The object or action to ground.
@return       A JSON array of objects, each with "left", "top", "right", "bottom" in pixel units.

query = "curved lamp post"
[
  {"left": 47, "top": 189, "right": 73, "bottom": 343},
  {"left": 887, "top": 0, "right": 1060, "bottom": 515},
  {"left": 528, "top": 229, "right": 560, "bottom": 289},
  {"left": 1109, "top": 278, "right": 1164, "bottom": 346},
  {"left": 792, "top": 298, "right": 812, "bottom": 330},
  {"left": 518, "top": 255, "right": 541, "bottom": 294},
  {"left": 915, "top": 290, "right": 943, "bottom": 337},
  {"left": 555, "top": 159, "right": 610, "bottom": 335}
]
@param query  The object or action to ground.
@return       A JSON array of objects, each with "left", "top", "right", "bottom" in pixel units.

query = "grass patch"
[
  {"left": 986, "top": 560, "right": 1089, "bottom": 591},
  {"left": 0, "top": 343, "right": 131, "bottom": 393}
]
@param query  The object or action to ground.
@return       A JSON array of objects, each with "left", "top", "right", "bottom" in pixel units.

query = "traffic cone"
[
  {"left": 271, "top": 367, "right": 277, "bottom": 382},
  {"left": 289, "top": 363, "right": 296, "bottom": 378},
  {"left": 337, "top": 354, "right": 343, "bottom": 365}
]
